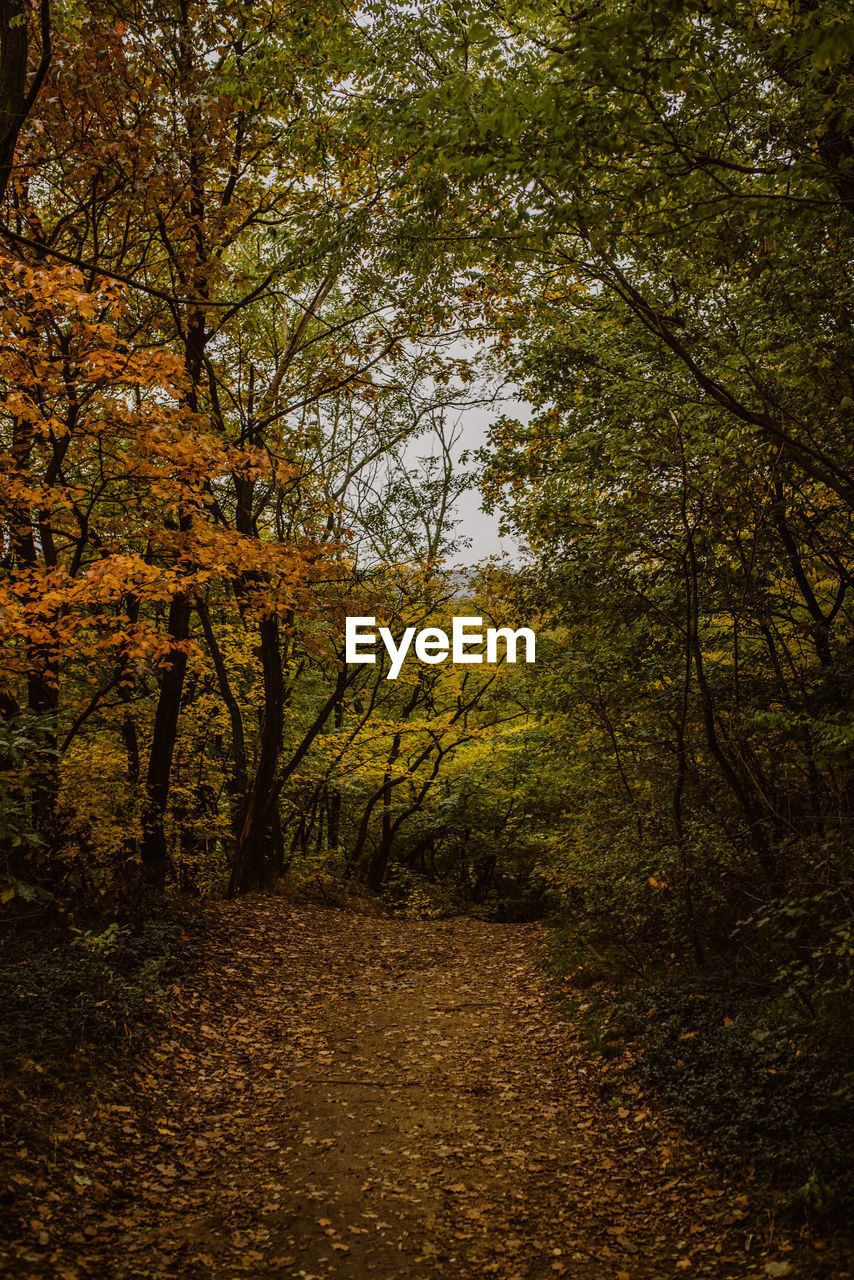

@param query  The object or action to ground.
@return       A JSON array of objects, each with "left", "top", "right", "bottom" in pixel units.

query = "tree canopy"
[{"left": 1, "top": 0, "right": 853, "bottom": 1219}]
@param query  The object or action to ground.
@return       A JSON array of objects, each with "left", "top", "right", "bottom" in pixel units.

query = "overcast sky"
[
  {"left": 452, "top": 401, "right": 520, "bottom": 563},
  {"left": 405, "top": 392, "right": 531, "bottom": 566}
]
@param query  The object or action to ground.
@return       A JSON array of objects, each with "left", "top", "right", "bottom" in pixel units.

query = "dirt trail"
[{"left": 2, "top": 902, "right": 805, "bottom": 1279}]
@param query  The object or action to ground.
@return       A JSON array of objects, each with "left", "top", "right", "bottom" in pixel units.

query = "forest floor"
[{"left": 0, "top": 900, "right": 845, "bottom": 1279}]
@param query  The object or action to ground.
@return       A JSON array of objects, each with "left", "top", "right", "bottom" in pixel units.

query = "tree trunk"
[
  {"left": 140, "top": 594, "right": 191, "bottom": 886},
  {"left": 228, "top": 613, "right": 283, "bottom": 894},
  {"left": 0, "top": 0, "right": 45, "bottom": 202},
  {"left": 196, "top": 600, "right": 248, "bottom": 835}
]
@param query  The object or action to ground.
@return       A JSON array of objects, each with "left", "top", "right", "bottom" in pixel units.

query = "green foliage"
[
  {"left": 615, "top": 967, "right": 854, "bottom": 1220},
  {"left": 0, "top": 715, "right": 58, "bottom": 906},
  {"left": 354, "top": 0, "right": 854, "bottom": 1222},
  {"left": 0, "top": 916, "right": 182, "bottom": 1065},
  {"left": 0, "top": 716, "right": 54, "bottom": 857}
]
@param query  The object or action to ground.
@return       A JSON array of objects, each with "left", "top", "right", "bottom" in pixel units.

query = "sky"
[
  {"left": 451, "top": 400, "right": 523, "bottom": 564},
  {"left": 399, "top": 379, "right": 531, "bottom": 566}
]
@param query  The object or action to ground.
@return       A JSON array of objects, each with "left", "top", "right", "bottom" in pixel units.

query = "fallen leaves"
[{"left": 0, "top": 902, "right": 829, "bottom": 1279}]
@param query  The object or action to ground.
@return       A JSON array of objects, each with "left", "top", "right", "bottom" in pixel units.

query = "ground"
[{"left": 0, "top": 901, "right": 833, "bottom": 1278}]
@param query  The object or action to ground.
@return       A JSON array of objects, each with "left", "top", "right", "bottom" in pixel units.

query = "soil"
[{"left": 0, "top": 900, "right": 828, "bottom": 1278}]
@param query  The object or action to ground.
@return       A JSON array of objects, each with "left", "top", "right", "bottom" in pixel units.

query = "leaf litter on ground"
[{"left": 0, "top": 900, "right": 846, "bottom": 1279}]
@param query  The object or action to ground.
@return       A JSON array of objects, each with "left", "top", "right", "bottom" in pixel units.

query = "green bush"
[
  {"left": 0, "top": 915, "right": 182, "bottom": 1064},
  {"left": 612, "top": 967, "right": 854, "bottom": 1222}
]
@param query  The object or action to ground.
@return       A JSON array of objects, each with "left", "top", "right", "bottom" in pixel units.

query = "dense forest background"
[{"left": 1, "top": 0, "right": 853, "bottom": 1226}]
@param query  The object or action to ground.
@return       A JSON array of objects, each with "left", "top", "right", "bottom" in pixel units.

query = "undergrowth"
[
  {"left": 546, "top": 923, "right": 854, "bottom": 1230},
  {"left": 0, "top": 898, "right": 192, "bottom": 1163}
]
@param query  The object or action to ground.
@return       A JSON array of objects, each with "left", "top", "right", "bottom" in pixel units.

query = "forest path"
[{"left": 5, "top": 901, "right": 799, "bottom": 1279}]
